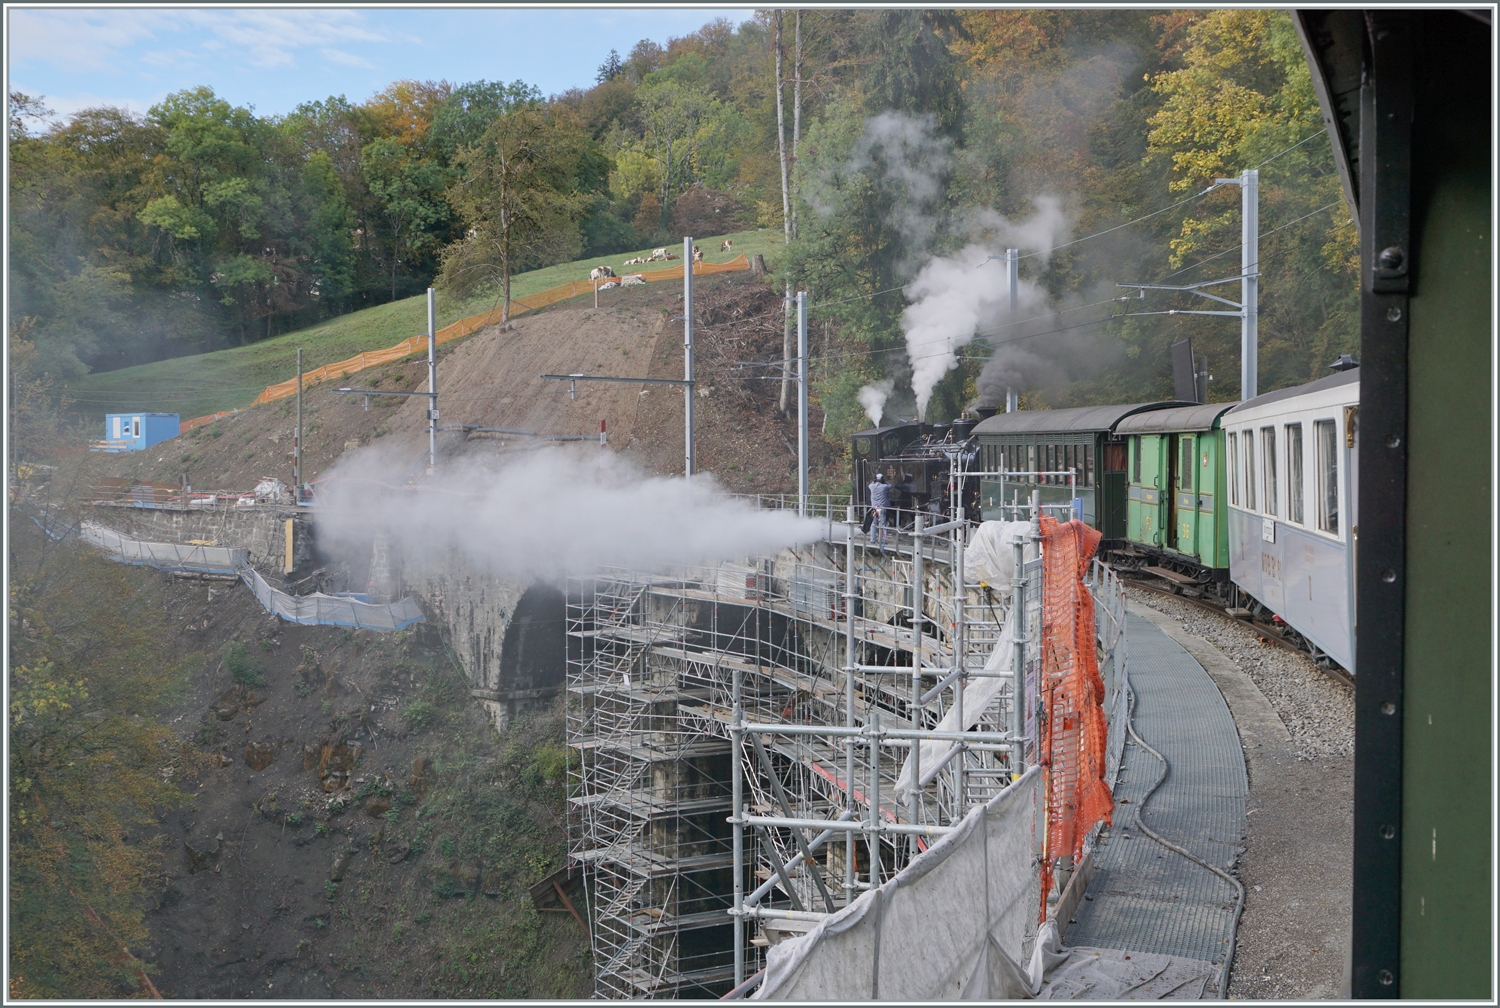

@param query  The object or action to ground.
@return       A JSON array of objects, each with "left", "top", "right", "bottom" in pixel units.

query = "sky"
[{"left": 7, "top": 6, "right": 757, "bottom": 122}]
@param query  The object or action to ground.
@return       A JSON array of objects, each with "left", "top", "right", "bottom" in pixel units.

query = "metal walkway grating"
[{"left": 1065, "top": 612, "right": 1246, "bottom": 966}]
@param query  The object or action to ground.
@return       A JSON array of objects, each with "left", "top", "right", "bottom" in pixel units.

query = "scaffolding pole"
[{"left": 562, "top": 491, "right": 1133, "bottom": 996}]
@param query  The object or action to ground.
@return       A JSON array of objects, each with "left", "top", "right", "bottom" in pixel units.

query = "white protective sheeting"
[
  {"left": 241, "top": 567, "right": 425, "bottom": 630},
  {"left": 80, "top": 521, "right": 248, "bottom": 572},
  {"left": 963, "top": 520, "right": 1035, "bottom": 595},
  {"left": 82, "top": 521, "right": 425, "bottom": 631},
  {"left": 755, "top": 767, "right": 1043, "bottom": 1000},
  {"left": 894, "top": 604, "right": 1015, "bottom": 797},
  {"left": 1033, "top": 934, "right": 1218, "bottom": 1000}
]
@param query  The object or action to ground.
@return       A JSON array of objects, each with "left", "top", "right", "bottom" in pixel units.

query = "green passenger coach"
[
  {"left": 971, "top": 402, "right": 1186, "bottom": 541},
  {"left": 1112, "top": 402, "right": 1237, "bottom": 584}
]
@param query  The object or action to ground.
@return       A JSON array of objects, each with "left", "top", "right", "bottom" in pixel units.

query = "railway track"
[{"left": 1122, "top": 575, "right": 1355, "bottom": 689}]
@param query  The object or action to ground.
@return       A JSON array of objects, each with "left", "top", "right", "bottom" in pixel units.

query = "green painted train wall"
[{"left": 1125, "top": 429, "right": 1229, "bottom": 570}]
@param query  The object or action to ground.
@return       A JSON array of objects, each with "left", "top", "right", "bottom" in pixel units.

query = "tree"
[
  {"left": 857, "top": 11, "right": 965, "bottom": 139},
  {"left": 360, "top": 136, "right": 451, "bottom": 300},
  {"left": 635, "top": 79, "right": 718, "bottom": 226},
  {"left": 8, "top": 526, "right": 197, "bottom": 998},
  {"left": 428, "top": 79, "right": 542, "bottom": 164},
  {"left": 1144, "top": 9, "right": 1358, "bottom": 393},
  {"left": 438, "top": 107, "right": 589, "bottom": 319},
  {"left": 597, "top": 50, "right": 625, "bottom": 84}
]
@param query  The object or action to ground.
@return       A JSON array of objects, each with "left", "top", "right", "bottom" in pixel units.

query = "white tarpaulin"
[
  {"left": 963, "top": 520, "right": 1035, "bottom": 595},
  {"left": 81, "top": 521, "right": 424, "bottom": 631},
  {"left": 240, "top": 567, "right": 424, "bottom": 630},
  {"left": 755, "top": 767, "right": 1043, "bottom": 1000},
  {"left": 894, "top": 604, "right": 1016, "bottom": 798},
  {"left": 80, "top": 521, "right": 248, "bottom": 572}
]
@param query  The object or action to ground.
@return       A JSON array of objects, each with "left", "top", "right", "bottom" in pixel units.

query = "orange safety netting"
[
  {"left": 1037, "top": 515, "right": 1114, "bottom": 920},
  {"left": 177, "top": 255, "right": 754, "bottom": 430}
]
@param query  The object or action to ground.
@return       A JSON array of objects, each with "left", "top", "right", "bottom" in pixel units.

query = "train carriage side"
[
  {"left": 971, "top": 402, "right": 1188, "bottom": 540},
  {"left": 1113, "top": 402, "right": 1238, "bottom": 582},
  {"left": 1223, "top": 368, "right": 1359, "bottom": 672}
]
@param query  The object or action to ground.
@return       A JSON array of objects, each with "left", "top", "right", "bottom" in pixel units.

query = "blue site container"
[{"left": 102, "top": 413, "right": 180, "bottom": 452}]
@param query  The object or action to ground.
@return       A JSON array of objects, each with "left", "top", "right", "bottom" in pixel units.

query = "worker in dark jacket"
[{"left": 868, "top": 472, "right": 892, "bottom": 546}]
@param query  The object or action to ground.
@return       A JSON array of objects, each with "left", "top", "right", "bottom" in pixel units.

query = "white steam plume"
[
  {"left": 901, "top": 199, "right": 1070, "bottom": 419},
  {"left": 315, "top": 448, "right": 823, "bottom": 583},
  {"left": 857, "top": 378, "right": 895, "bottom": 428}
]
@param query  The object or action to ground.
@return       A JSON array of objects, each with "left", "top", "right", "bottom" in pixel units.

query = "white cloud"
[
  {"left": 319, "top": 47, "right": 374, "bottom": 70},
  {"left": 7, "top": 9, "right": 175, "bottom": 72},
  {"left": 177, "top": 9, "right": 393, "bottom": 69},
  {"left": 7, "top": 8, "right": 395, "bottom": 75}
]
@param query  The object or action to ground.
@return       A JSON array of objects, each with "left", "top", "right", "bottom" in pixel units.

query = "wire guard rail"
[{"left": 76, "top": 521, "right": 424, "bottom": 631}]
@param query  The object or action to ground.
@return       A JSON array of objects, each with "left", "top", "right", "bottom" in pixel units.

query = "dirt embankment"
[
  {"left": 74, "top": 271, "right": 845, "bottom": 497},
  {"left": 139, "top": 573, "right": 586, "bottom": 999}
]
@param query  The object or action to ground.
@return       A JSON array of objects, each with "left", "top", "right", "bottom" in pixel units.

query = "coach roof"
[{"left": 972, "top": 401, "right": 1191, "bottom": 436}]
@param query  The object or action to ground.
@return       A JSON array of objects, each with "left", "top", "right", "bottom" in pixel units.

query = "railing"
[
  {"left": 734, "top": 493, "right": 848, "bottom": 521},
  {"left": 1084, "top": 557, "right": 1130, "bottom": 790}
]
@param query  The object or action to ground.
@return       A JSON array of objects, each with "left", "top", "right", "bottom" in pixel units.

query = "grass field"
[{"left": 67, "top": 228, "right": 783, "bottom": 422}]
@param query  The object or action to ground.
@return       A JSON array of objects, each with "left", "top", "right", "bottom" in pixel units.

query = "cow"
[
  {"left": 621, "top": 274, "right": 646, "bottom": 286},
  {"left": 650, "top": 248, "right": 670, "bottom": 261},
  {"left": 590, "top": 265, "right": 615, "bottom": 281},
  {"left": 692, "top": 247, "right": 704, "bottom": 263},
  {"left": 622, "top": 256, "right": 647, "bottom": 266},
  {"left": 720, "top": 239, "right": 733, "bottom": 253}
]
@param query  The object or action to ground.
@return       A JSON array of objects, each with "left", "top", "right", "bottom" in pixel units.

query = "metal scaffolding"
[{"left": 566, "top": 488, "right": 1126, "bottom": 998}]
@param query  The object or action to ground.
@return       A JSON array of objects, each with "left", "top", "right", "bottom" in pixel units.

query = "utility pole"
[
  {"left": 797, "top": 291, "right": 808, "bottom": 515},
  {"left": 295, "top": 348, "right": 303, "bottom": 501},
  {"left": 1208, "top": 168, "right": 1259, "bottom": 400},
  {"left": 684, "top": 237, "right": 695, "bottom": 478},
  {"left": 1115, "top": 168, "right": 1259, "bottom": 400},
  {"left": 426, "top": 288, "right": 438, "bottom": 473},
  {"left": 1240, "top": 168, "right": 1259, "bottom": 400},
  {"left": 1005, "top": 248, "right": 1019, "bottom": 413}
]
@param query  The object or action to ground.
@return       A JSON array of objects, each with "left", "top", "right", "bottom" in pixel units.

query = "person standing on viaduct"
[{"left": 868, "top": 472, "right": 892, "bottom": 547}]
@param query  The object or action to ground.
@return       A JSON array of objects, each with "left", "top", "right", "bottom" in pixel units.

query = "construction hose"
[{"left": 1123, "top": 684, "right": 1246, "bottom": 999}]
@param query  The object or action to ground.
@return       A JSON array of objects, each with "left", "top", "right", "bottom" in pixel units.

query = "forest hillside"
[{"left": 11, "top": 9, "right": 1357, "bottom": 443}]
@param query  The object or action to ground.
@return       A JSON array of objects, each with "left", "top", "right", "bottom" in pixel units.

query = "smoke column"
[
  {"left": 315, "top": 447, "right": 824, "bottom": 584},
  {"left": 857, "top": 378, "right": 895, "bottom": 427},
  {"left": 900, "top": 199, "right": 1070, "bottom": 418}
]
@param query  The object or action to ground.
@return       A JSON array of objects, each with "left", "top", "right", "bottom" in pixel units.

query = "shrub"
[
  {"left": 401, "top": 700, "right": 440, "bottom": 732},
  {"left": 225, "top": 642, "right": 265, "bottom": 686}
]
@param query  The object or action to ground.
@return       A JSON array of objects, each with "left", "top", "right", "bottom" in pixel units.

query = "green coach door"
[
  {"left": 1128, "top": 435, "right": 1170, "bottom": 547},
  {"left": 1173, "top": 435, "right": 1199, "bottom": 557}
]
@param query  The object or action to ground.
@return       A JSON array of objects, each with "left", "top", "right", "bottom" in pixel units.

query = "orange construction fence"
[
  {"left": 244, "top": 254, "right": 751, "bottom": 411},
  {"left": 1036, "top": 515, "right": 1115, "bottom": 920}
]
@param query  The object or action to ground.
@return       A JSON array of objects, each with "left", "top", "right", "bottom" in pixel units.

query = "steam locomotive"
[{"left": 850, "top": 414, "right": 981, "bottom": 528}]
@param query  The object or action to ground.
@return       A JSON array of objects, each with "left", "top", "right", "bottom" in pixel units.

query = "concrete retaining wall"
[{"left": 88, "top": 502, "right": 311, "bottom": 572}]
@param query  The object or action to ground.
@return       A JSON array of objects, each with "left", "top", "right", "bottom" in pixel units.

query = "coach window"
[
  {"left": 1315, "top": 419, "right": 1339, "bottom": 534},
  {"left": 1244, "top": 430, "right": 1257, "bottom": 511},
  {"left": 1261, "top": 427, "right": 1278, "bottom": 516},
  {"left": 1132, "top": 439, "right": 1141, "bottom": 483},
  {"left": 1286, "top": 424, "right": 1304, "bottom": 524},
  {"left": 1180, "top": 436, "right": 1194, "bottom": 492},
  {"left": 1227, "top": 432, "right": 1239, "bottom": 505},
  {"left": 1084, "top": 444, "right": 1095, "bottom": 487}
]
